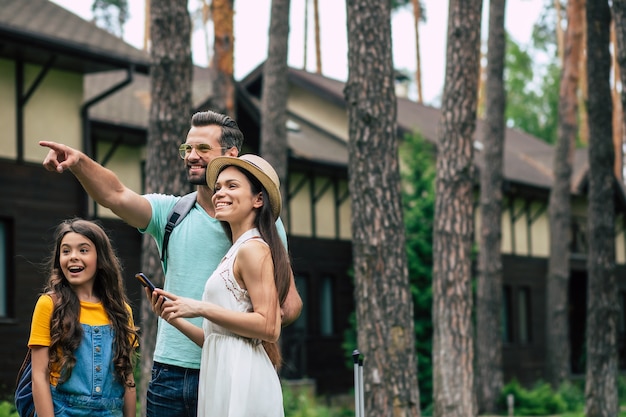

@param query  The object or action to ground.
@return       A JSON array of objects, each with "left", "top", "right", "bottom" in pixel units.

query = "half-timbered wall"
[
  {"left": 93, "top": 141, "right": 145, "bottom": 218},
  {"left": 0, "top": 58, "right": 83, "bottom": 162},
  {"left": 0, "top": 59, "right": 17, "bottom": 154},
  {"left": 477, "top": 194, "right": 626, "bottom": 263},
  {"left": 287, "top": 85, "right": 348, "bottom": 141},
  {"left": 287, "top": 170, "right": 351, "bottom": 240}
]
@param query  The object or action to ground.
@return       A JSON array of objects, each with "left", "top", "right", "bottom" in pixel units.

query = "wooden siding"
[
  {"left": 501, "top": 255, "right": 547, "bottom": 385},
  {"left": 282, "top": 236, "right": 354, "bottom": 395},
  {"left": 0, "top": 159, "right": 143, "bottom": 393}
]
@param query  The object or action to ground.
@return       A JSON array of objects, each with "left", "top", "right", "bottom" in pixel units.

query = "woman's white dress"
[{"left": 197, "top": 228, "right": 284, "bottom": 417}]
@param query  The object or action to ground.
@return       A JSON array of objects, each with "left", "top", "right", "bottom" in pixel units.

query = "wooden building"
[{"left": 1, "top": 0, "right": 625, "bottom": 398}]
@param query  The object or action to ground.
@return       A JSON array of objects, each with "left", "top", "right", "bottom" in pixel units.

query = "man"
[{"left": 40, "top": 110, "right": 302, "bottom": 417}]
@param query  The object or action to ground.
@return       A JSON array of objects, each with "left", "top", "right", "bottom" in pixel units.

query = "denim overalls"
[{"left": 51, "top": 324, "right": 125, "bottom": 417}]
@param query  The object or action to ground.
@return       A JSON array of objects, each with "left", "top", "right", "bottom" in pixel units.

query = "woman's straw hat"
[{"left": 206, "top": 154, "right": 282, "bottom": 220}]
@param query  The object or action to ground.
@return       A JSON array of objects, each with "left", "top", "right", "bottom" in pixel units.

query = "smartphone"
[{"left": 135, "top": 272, "right": 157, "bottom": 292}]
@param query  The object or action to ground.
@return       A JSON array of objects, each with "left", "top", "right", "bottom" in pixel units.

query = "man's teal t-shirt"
[{"left": 141, "top": 193, "right": 287, "bottom": 369}]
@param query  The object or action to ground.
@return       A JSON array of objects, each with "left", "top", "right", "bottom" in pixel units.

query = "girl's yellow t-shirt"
[{"left": 28, "top": 294, "right": 137, "bottom": 384}]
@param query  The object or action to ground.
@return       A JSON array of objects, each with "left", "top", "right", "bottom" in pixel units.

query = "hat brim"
[{"left": 206, "top": 156, "right": 282, "bottom": 220}]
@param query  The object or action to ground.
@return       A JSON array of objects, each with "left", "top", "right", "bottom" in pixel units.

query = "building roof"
[
  {"left": 0, "top": 0, "right": 150, "bottom": 73},
  {"left": 241, "top": 67, "right": 598, "bottom": 195},
  {"left": 86, "top": 66, "right": 215, "bottom": 130}
]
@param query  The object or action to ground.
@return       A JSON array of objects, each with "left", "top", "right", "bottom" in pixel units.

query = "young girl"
[
  {"left": 155, "top": 154, "right": 291, "bottom": 417},
  {"left": 28, "top": 218, "right": 139, "bottom": 417}
]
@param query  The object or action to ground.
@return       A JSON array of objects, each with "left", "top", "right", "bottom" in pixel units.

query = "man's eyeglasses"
[{"left": 178, "top": 143, "right": 229, "bottom": 159}]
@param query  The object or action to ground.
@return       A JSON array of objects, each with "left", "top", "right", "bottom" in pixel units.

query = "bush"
[
  {"left": 0, "top": 401, "right": 18, "bottom": 417},
  {"left": 556, "top": 381, "right": 584, "bottom": 412},
  {"left": 282, "top": 386, "right": 352, "bottom": 417},
  {"left": 499, "top": 380, "right": 567, "bottom": 416}
]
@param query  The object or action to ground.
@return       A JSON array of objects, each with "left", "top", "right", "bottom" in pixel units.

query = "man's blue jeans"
[{"left": 146, "top": 362, "right": 200, "bottom": 417}]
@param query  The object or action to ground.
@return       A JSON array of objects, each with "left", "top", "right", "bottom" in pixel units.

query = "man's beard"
[
  {"left": 188, "top": 176, "right": 207, "bottom": 186},
  {"left": 187, "top": 166, "right": 207, "bottom": 186}
]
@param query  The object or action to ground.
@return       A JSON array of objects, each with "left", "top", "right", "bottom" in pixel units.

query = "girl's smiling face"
[{"left": 59, "top": 232, "right": 98, "bottom": 289}]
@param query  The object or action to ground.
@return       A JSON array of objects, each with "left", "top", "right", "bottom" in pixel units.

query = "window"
[
  {"left": 618, "top": 292, "right": 626, "bottom": 334},
  {"left": 570, "top": 216, "right": 587, "bottom": 254},
  {"left": 501, "top": 285, "right": 532, "bottom": 344},
  {"left": 617, "top": 291, "right": 626, "bottom": 370},
  {"left": 293, "top": 275, "right": 308, "bottom": 332},
  {"left": 320, "top": 276, "right": 334, "bottom": 336},
  {"left": 0, "top": 220, "right": 8, "bottom": 317},
  {"left": 502, "top": 286, "right": 513, "bottom": 343},
  {"left": 518, "top": 287, "right": 532, "bottom": 343}
]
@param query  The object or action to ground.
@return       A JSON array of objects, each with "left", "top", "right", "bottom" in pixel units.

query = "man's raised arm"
[{"left": 40, "top": 141, "right": 152, "bottom": 229}]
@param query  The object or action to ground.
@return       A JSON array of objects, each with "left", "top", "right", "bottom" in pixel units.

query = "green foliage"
[
  {"left": 400, "top": 131, "right": 435, "bottom": 410},
  {"left": 499, "top": 380, "right": 573, "bottom": 415},
  {"left": 0, "top": 401, "right": 18, "bottom": 417},
  {"left": 504, "top": 35, "right": 560, "bottom": 144},
  {"left": 282, "top": 386, "right": 352, "bottom": 417},
  {"left": 555, "top": 381, "right": 585, "bottom": 412},
  {"left": 619, "top": 374, "right": 626, "bottom": 403}
]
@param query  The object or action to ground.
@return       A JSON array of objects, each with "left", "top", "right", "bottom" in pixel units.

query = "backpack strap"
[{"left": 161, "top": 191, "right": 198, "bottom": 262}]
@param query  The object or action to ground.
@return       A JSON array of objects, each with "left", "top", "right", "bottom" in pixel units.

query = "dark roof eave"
[
  {"left": 289, "top": 153, "right": 348, "bottom": 174},
  {"left": 287, "top": 70, "right": 346, "bottom": 109},
  {"left": 0, "top": 25, "right": 150, "bottom": 74}
]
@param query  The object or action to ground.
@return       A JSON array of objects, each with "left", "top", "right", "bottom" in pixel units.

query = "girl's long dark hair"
[
  {"left": 44, "top": 218, "right": 138, "bottom": 387},
  {"left": 220, "top": 167, "right": 291, "bottom": 368}
]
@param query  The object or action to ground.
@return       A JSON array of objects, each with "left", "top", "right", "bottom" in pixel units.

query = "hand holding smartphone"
[{"left": 135, "top": 272, "right": 157, "bottom": 292}]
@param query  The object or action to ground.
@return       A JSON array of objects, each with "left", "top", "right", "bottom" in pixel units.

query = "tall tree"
[
  {"left": 411, "top": 0, "right": 424, "bottom": 103},
  {"left": 344, "top": 0, "right": 420, "bottom": 415},
  {"left": 313, "top": 0, "right": 322, "bottom": 73},
  {"left": 432, "top": 0, "right": 482, "bottom": 415},
  {"left": 578, "top": 11, "right": 589, "bottom": 145},
  {"left": 612, "top": 0, "right": 626, "bottom": 181},
  {"left": 303, "top": 0, "right": 309, "bottom": 68},
  {"left": 475, "top": 0, "right": 506, "bottom": 413},
  {"left": 545, "top": 0, "right": 584, "bottom": 389},
  {"left": 139, "top": 0, "right": 193, "bottom": 415},
  {"left": 211, "top": 0, "right": 236, "bottom": 117},
  {"left": 611, "top": 23, "right": 624, "bottom": 182},
  {"left": 260, "top": 0, "right": 290, "bottom": 217},
  {"left": 555, "top": 0, "right": 565, "bottom": 62},
  {"left": 584, "top": 1, "right": 618, "bottom": 415}
]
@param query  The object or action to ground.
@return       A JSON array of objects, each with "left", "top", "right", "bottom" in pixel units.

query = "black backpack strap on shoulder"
[{"left": 161, "top": 191, "right": 198, "bottom": 262}]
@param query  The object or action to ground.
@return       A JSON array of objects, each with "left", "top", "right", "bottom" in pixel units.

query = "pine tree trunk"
[
  {"left": 211, "top": 0, "right": 235, "bottom": 117},
  {"left": 611, "top": 0, "right": 626, "bottom": 181},
  {"left": 432, "top": 0, "right": 482, "bottom": 416},
  {"left": 139, "top": 0, "right": 193, "bottom": 415},
  {"left": 313, "top": 0, "right": 322, "bottom": 74},
  {"left": 476, "top": 0, "right": 506, "bottom": 412},
  {"left": 545, "top": 0, "right": 584, "bottom": 389},
  {"left": 411, "top": 0, "right": 423, "bottom": 104},
  {"left": 584, "top": 1, "right": 619, "bottom": 415},
  {"left": 578, "top": 7, "right": 589, "bottom": 146},
  {"left": 260, "top": 0, "right": 290, "bottom": 219},
  {"left": 344, "top": 0, "right": 420, "bottom": 415}
]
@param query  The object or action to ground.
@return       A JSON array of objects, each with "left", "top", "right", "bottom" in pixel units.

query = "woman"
[{"left": 156, "top": 154, "right": 291, "bottom": 417}]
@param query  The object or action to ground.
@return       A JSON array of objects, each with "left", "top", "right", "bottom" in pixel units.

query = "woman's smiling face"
[{"left": 212, "top": 166, "right": 263, "bottom": 223}]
